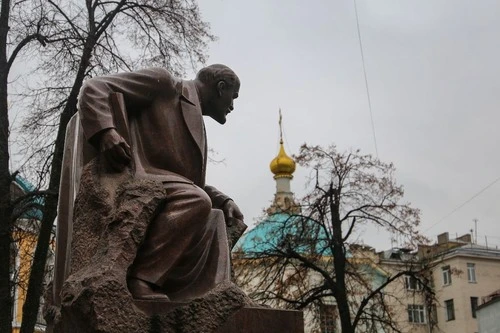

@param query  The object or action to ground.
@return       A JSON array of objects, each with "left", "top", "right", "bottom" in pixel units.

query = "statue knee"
[{"left": 164, "top": 184, "right": 212, "bottom": 220}]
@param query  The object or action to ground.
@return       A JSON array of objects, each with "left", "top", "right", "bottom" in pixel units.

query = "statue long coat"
[{"left": 52, "top": 68, "right": 240, "bottom": 305}]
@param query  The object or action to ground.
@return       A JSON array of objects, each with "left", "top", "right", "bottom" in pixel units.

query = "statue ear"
[{"left": 216, "top": 80, "right": 226, "bottom": 97}]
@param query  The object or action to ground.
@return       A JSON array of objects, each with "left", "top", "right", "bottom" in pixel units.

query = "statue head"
[{"left": 195, "top": 64, "right": 240, "bottom": 124}]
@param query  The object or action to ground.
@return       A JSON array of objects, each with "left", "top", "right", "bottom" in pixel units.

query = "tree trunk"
[
  {"left": 0, "top": 0, "right": 13, "bottom": 332},
  {"left": 19, "top": 44, "right": 93, "bottom": 333},
  {"left": 331, "top": 194, "right": 354, "bottom": 333}
]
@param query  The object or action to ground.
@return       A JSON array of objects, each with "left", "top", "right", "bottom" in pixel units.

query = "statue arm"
[
  {"left": 204, "top": 185, "right": 231, "bottom": 209},
  {"left": 205, "top": 185, "right": 247, "bottom": 248},
  {"left": 205, "top": 185, "right": 244, "bottom": 219},
  {"left": 78, "top": 67, "right": 177, "bottom": 142}
]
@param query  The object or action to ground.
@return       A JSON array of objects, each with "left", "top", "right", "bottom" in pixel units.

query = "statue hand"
[
  {"left": 223, "top": 199, "right": 244, "bottom": 225},
  {"left": 99, "top": 128, "right": 132, "bottom": 172}
]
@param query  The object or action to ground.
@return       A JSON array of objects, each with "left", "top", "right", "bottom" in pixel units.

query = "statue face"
[{"left": 208, "top": 81, "right": 239, "bottom": 124}]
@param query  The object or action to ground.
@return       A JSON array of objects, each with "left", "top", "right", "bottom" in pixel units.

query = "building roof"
[
  {"left": 13, "top": 176, "right": 44, "bottom": 220},
  {"left": 477, "top": 289, "right": 500, "bottom": 311},
  {"left": 235, "top": 212, "right": 390, "bottom": 290},
  {"left": 453, "top": 243, "right": 500, "bottom": 257},
  {"left": 235, "top": 212, "right": 333, "bottom": 257}
]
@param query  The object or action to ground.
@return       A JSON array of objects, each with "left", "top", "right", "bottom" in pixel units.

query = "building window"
[
  {"left": 470, "top": 297, "right": 478, "bottom": 318},
  {"left": 404, "top": 275, "right": 423, "bottom": 291},
  {"left": 407, "top": 304, "right": 426, "bottom": 324},
  {"left": 445, "top": 299, "right": 455, "bottom": 321},
  {"left": 467, "top": 263, "right": 476, "bottom": 283},
  {"left": 319, "top": 304, "right": 337, "bottom": 333},
  {"left": 442, "top": 266, "right": 452, "bottom": 286}
]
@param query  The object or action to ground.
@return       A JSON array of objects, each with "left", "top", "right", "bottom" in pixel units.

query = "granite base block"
[
  {"left": 216, "top": 306, "right": 304, "bottom": 333},
  {"left": 134, "top": 300, "right": 304, "bottom": 333}
]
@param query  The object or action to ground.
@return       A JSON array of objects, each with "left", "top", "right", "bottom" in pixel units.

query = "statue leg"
[{"left": 128, "top": 182, "right": 229, "bottom": 301}]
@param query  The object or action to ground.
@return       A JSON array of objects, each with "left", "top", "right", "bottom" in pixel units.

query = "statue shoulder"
[
  {"left": 137, "top": 67, "right": 178, "bottom": 88},
  {"left": 145, "top": 67, "right": 182, "bottom": 97}
]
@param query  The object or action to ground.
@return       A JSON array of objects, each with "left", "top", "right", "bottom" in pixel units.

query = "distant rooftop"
[
  {"left": 414, "top": 232, "right": 500, "bottom": 260},
  {"left": 12, "top": 176, "right": 43, "bottom": 221},
  {"left": 234, "top": 212, "right": 333, "bottom": 257}
]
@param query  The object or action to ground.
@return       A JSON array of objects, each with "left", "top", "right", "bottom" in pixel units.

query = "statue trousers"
[{"left": 128, "top": 181, "right": 230, "bottom": 301}]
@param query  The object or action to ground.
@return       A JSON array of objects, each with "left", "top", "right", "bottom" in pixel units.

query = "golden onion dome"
[{"left": 270, "top": 141, "right": 296, "bottom": 177}]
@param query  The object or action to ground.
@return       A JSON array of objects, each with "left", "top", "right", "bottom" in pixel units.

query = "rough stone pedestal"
[
  {"left": 215, "top": 307, "right": 304, "bottom": 333},
  {"left": 135, "top": 300, "right": 305, "bottom": 333},
  {"left": 47, "top": 161, "right": 304, "bottom": 332}
]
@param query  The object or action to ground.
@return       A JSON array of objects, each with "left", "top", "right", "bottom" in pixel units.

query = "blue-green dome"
[
  {"left": 234, "top": 213, "right": 333, "bottom": 257},
  {"left": 234, "top": 213, "right": 388, "bottom": 289},
  {"left": 14, "top": 176, "right": 44, "bottom": 220}
]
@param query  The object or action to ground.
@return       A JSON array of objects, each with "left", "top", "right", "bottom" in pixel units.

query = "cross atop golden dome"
[{"left": 269, "top": 110, "right": 295, "bottom": 178}]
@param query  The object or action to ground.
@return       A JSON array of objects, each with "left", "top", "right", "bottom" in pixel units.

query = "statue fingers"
[
  {"left": 233, "top": 210, "right": 244, "bottom": 221},
  {"left": 113, "top": 145, "right": 132, "bottom": 165},
  {"left": 228, "top": 202, "right": 244, "bottom": 220},
  {"left": 104, "top": 146, "right": 131, "bottom": 172},
  {"left": 120, "top": 141, "right": 132, "bottom": 159},
  {"left": 100, "top": 128, "right": 125, "bottom": 151}
]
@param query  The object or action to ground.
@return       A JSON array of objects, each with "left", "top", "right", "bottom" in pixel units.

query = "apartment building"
[
  {"left": 378, "top": 248, "right": 430, "bottom": 333},
  {"left": 419, "top": 232, "right": 500, "bottom": 333},
  {"left": 237, "top": 229, "right": 500, "bottom": 333},
  {"left": 381, "top": 232, "right": 500, "bottom": 333}
]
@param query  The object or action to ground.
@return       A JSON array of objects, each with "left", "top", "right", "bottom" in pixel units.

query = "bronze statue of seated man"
[{"left": 75, "top": 64, "right": 245, "bottom": 301}]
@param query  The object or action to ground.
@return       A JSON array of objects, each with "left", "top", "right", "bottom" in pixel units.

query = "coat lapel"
[{"left": 180, "top": 81, "right": 205, "bottom": 162}]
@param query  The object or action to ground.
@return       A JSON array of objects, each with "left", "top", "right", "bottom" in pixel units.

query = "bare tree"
[
  {"left": 0, "top": 1, "right": 57, "bottom": 331},
  {"left": 234, "top": 144, "right": 433, "bottom": 333},
  {"left": 1, "top": 0, "right": 215, "bottom": 332}
]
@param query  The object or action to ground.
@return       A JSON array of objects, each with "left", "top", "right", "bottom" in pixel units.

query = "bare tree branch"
[{"left": 236, "top": 144, "right": 431, "bottom": 333}]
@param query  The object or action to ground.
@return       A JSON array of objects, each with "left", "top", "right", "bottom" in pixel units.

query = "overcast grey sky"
[{"left": 194, "top": 0, "right": 500, "bottom": 250}]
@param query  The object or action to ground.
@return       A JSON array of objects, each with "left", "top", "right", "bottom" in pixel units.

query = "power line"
[
  {"left": 353, "top": 0, "right": 378, "bottom": 158},
  {"left": 425, "top": 176, "right": 500, "bottom": 232}
]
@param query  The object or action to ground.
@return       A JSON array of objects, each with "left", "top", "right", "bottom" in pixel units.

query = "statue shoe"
[{"left": 128, "top": 278, "right": 170, "bottom": 300}]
